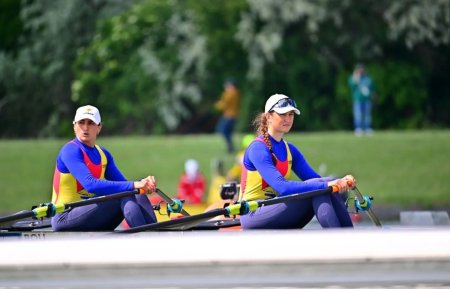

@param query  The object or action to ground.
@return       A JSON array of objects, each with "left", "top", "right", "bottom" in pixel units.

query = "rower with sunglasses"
[{"left": 239, "top": 94, "right": 355, "bottom": 229}]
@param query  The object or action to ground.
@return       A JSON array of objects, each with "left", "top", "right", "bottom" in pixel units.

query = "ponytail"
[{"left": 252, "top": 112, "right": 277, "bottom": 164}]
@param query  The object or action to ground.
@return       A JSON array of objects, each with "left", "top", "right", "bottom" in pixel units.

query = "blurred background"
[{"left": 1, "top": 0, "right": 449, "bottom": 137}]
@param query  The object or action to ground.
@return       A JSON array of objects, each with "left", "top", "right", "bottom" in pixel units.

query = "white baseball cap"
[
  {"left": 73, "top": 105, "right": 101, "bottom": 125},
  {"left": 264, "top": 94, "right": 300, "bottom": 115},
  {"left": 185, "top": 159, "right": 199, "bottom": 180}
]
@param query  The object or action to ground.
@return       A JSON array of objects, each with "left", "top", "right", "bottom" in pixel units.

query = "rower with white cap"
[
  {"left": 239, "top": 94, "right": 356, "bottom": 229},
  {"left": 50, "top": 105, "right": 158, "bottom": 231}
]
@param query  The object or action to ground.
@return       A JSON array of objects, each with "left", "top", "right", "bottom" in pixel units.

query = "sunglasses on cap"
[{"left": 269, "top": 98, "right": 297, "bottom": 112}]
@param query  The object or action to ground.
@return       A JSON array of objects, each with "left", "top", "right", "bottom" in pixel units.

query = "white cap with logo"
[
  {"left": 264, "top": 94, "right": 300, "bottom": 115},
  {"left": 73, "top": 105, "right": 101, "bottom": 125}
]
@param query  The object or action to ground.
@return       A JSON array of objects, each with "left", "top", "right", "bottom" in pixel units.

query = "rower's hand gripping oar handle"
[{"left": 331, "top": 185, "right": 340, "bottom": 193}]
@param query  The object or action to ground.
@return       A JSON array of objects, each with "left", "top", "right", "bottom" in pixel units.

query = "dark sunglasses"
[{"left": 269, "top": 98, "right": 297, "bottom": 112}]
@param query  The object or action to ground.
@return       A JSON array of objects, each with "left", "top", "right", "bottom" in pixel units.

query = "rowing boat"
[
  {"left": 0, "top": 185, "right": 382, "bottom": 238},
  {"left": 0, "top": 217, "right": 242, "bottom": 240}
]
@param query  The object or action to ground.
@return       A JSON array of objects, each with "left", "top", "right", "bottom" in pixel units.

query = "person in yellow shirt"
[
  {"left": 206, "top": 159, "right": 227, "bottom": 205},
  {"left": 215, "top": 79, "right": 240, "bottom": 153},
  {"left": 205, "top": 135, "right": 253, "bottom": 215},
  {"left": 226, "top": 134, "right": 254, "bottom": 182}
]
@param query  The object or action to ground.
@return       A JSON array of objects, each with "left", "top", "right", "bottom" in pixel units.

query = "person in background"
[
  {"left": 206, "top": 158, "right": 227, "bottom": 205},
  {"left": 239, "top": 94, "right": 355, "bottom": 229},
  {"left": 206, "top": 134, "right": 253, "bottom": 207},
  {"left": 226, "top": 134, "right": 254, "bottom": 182},
  {"left": 348, "top": 63, "right": 376, "bottom": 136},
  {"left": 204, "top": 159, "right": 241, "bottom": 223},
  {"left": 215, "top": 79, "right": 240, "bottom": 153},
  {"left": 176, "top": 159, "right": 206, "bottom": 204},
  {"left": 51, "top": 105, "right": 158, "bottom": 231}
]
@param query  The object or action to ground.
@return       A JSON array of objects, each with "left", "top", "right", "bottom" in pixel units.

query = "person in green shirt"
[{"left": 348, "top": 64, "right": 375, "bottom": 136}]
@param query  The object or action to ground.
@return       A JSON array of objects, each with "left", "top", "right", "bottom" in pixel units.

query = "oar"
[
  {"left": 154, "top": 188, "right": 190, "bottom": 217},
  {"left": 0, "top": 189, "right": 142, "bottom": 226},
  {"left": 351, "top": 186, "right": 382, "bottom": 227},
  {"left": 119, "top": 185, "right": 339, "bottom": 233}
]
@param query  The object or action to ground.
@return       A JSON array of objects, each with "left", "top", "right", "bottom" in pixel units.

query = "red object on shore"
[{"left": 351, "top": 213, "right": 362, "bottom": 223}]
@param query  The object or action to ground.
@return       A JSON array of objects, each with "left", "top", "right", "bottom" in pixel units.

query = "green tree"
[
  {"left": 1, "top": 0, "right": 449, "bottom": 138},
  {"left": 235, "top": 0, "right": 444, "bottom": 130},
  {"left": 73, "top": 0, "right": 248, "bottom": 135},
  {"left": 0, "top": 0, "right": 22, "bottom": 53},
  {"left": 0, "top": 0, "right": 137, "bottom": 138}
]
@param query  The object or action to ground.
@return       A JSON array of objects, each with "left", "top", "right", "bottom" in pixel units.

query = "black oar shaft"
[
  {"left": 154, "top": 189, "right": 190, "bottom": 216},
  {"left": 121, "top": 208, "right": 225, "bottom": 233},
  {"left": 0, "top": 211, "right": 35, "bottom": 224},
  {"left": 120, "top": 186, "right": 336, "bottom": 233},
  {"left": 366, "top": 209, "right": 382, "bottom": 227},
  {"left": 0, "top": 189, "right": 140, "bottom": 225},
  {"left": 353, "top": 186, "right": 382, "bottom": 227},
  {"left": 65, "top": 190, "right": 140, "bottom": 210},
  {"left": 257, "top": 186, "right": 333, "bottom": 207}
]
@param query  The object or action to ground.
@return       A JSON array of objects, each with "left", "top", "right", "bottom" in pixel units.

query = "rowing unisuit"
[
  {"left": 239, "top": 134, "right": 352, "bottom": 229},
  {"left": 52, "top": 138, "right": 133, "bottom": 205},
  {"left": 240, "top": 135, "right": 328, "bottom": 201}
]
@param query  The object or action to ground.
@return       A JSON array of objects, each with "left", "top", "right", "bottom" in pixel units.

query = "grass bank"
[{"left": 0, "top": 130, "right": 449, "bottom": 213}]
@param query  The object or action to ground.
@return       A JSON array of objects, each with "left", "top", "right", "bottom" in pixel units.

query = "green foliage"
[
  {"left": 335, "top": 61, "right": 427, "bottom": 129},
  {"left": 0, "top": 0, "right": 22, "bottom": 52},
  {"left": 371, "top": 62, "right": 427, "bottom": 128},
  {"left": 0, "top": 0, "right": 449, "bottom": 139},
  {"left": 0, "top": 0, "right": 137, "bottom": 138},
  {"left": 385, "top": 0, "right": 450, "bottom": 48},
  {"left": 73, "top": 0, "right": 214, "bottom": 134}
]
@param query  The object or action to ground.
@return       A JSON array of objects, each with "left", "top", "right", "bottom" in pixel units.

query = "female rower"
[
  {"left": 51, "top": 105, "right": 157, "bottom": 231},
  {"left": 240, "top": 94, "right": 355, "bottom": 229}
]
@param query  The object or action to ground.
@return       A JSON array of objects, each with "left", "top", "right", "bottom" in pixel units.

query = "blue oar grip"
[
  {"left": 239, "top": 201, "right": 250, "bottom": 215},
  {"left": 167, "top": 198, "right": 183, "bottom": 213},
  {"left": 355, "top": 195, "right": 372, "bottom": 211}
]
